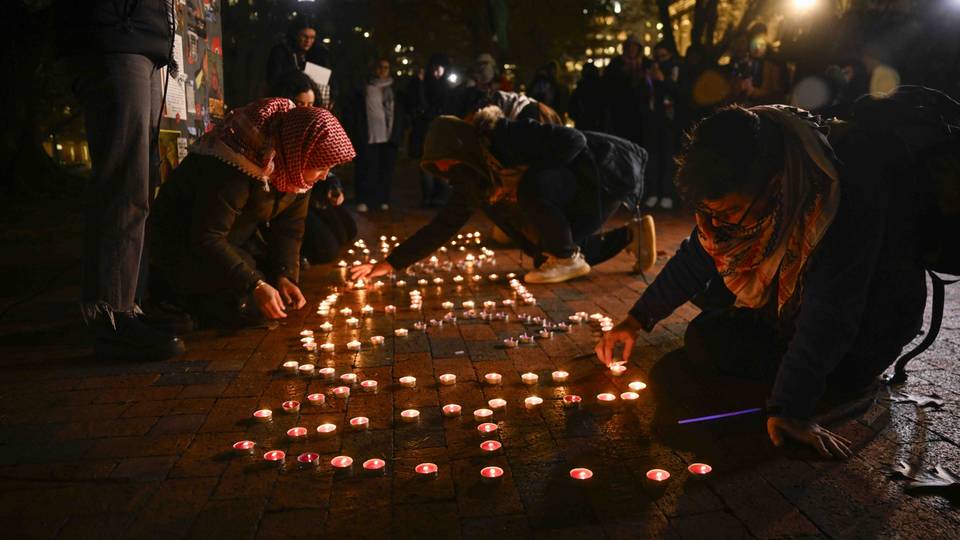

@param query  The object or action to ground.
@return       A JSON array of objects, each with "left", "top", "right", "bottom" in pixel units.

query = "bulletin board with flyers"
[{"left": 159, "top": 0, "right": 225, "bottom": 183}]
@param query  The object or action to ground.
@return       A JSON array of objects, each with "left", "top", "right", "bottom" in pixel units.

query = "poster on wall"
[{"left": 159, "top": 0, "right": 224, "bottom": 182}]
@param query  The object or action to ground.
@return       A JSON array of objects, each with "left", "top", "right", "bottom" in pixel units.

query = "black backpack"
[{"left": 847, "top": 86, "right": 960, "bottom": 383}]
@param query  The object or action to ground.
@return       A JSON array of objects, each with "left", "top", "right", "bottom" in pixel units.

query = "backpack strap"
[{"left": 885, "top": 270, "right": 960, "bottom": 384}]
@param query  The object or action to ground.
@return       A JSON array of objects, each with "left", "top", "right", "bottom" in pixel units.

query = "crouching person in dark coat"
[
  {"left": 150, "top": 98, "right": 355, "bottom": 326},
  {"left": 351, "top": 106, "right": 650, "bottom": 285}
]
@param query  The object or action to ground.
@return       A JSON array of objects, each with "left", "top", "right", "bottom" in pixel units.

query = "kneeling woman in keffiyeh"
[
  {"left": 596, "top": 104, "right": 927, "bottom": 459},
  {"left": 150, "top": 98, "right": 355, "bottom": 327}
]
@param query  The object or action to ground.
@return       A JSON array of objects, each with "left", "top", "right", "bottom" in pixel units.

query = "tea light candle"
[
  {"left": 319, "top": 367, "right": 336, "bottom": 380},
  {"left": 453, "top": 275, "right": 464, "bottom": 283},
  {"left": 320, "top": 343, "right": 335, "bottom": 353},
  {"left": 597, "top": 393, "right": 617, "bottom": 405},
  {"left": 555, "top": 323, "right": 571, "bottom": 332},
  {"left": 521, "top": 372, "right": 539, "bottom": 385},
  {"left": 282, "top": 400, "right": 301, "bottom": 413},
  {"left": 620, "top": 391, "right": 640, "bottom": 402},
  {"left": 394, "top": 328, "right": 409, "bottom": 337},
  {"left": 316, "top": 423, "right": 337, "bottom": 437},
  {"left": 568, "top": 314, "right": 582, "bottom": 323},
  {"left": 233, "top": 440, "right": 256, "bottom": 454},
  {"left": 628, "top": 381, "right": 648, "bottom": 391},
  {"left": 442, "top": 403, "right": 462, "bottom": 417},
  {"left": 307, "top": 393, "right": 325, "bottom": 406},
  {"left": 570, "top": 468, "right": 593, "bottom": 480},
  {"left": 302, "top": 342, "right": 317, "bottom": 352},
  {"left": 441, "top": 301, "right": 454, "bottom": 310},
  {"left": 518, "top": 333, "right": 533, "bottom": 345},
  {"left": 332, "top": 386, "right": 350, "bottom": 399},
  {"left": 433, "top": 277, "right": 444, "bottom": 285},
  {"left": 363, "top": 458, "right": 386, "bottom": 475},
  {"left": 524, "top": 396, "right": 544, "bottom": 409},
  {"left": 562, "top": 394, "right": 582, "bottom": 408},
  {"left": 398, "top": 375, "right": 418, "bottom": 388},
  {"left": 400, "top": 409, "right": 420, "bottom": 423},
  {"left": 374, "top": 280, "right": 385, "bottom": 288},
  {"left": 346, "top": 340, "right": 362, "bottom": 351},
  {"left": 331, "top": 455, "right": 353, "bottom": 470},
  {"left": 417, "top": 279, "right": 429, "bottom": 286},
  {"left": 481, "top": 466, "right": 504, "bottom": 481},
  {"left": 551, "top": 370, "right": 569, "bottom": 383},
  {"left": 610, "top": 364, "right": 627, "bottom": 377},
  {"left": 282, "top": 360, "right": 299, "bottom": 373},
  {"left": 338, "top": 260, "right": 348, "bottom": 267},
  {"left": 537, "top": 329, "right": 553, "bottom": 339},
  {"left": 385, "top": 305, "right": 397, "bottom": 314},
  {"left": 263, "top": 450, "right": 285, "bottom": 463},
  {"left": 396, "top": 280, "right": 407, "bottom": 287},
  {"left": 462, "top": 300, "right": 475, "bottom": 309},
  {"left": 502, "top": 338, "right": 518, "bottom": 348},
  {"left": 370, "top": 335, "right": 385, "bottom": 346},
  {"left": 350, "top": 416, "right": 369, "bottom": 430},
  {"left": 360, "top": 379, "right": 379, "bottom": 393},
  {"left": 484, "top": 373, "right": 502, "bottom": 385},
  {"left": 300, "top": 329, "right": 314, "bottom": 337},
  {"left": 488, "top": 398, "right": 507, "bottom": 411},
  {"left": 502, "top": 299, "right": 514, "bottom": 306},
  {"left": 415, "top": 463, "right": 439, "bottom": 478},
  {"left": 340, "top": 307, "right": 352, "bottom": 316},
  {"left": 319, "top": 322, "right": 333, "bottom": 332},
  {"left": 483, "top": 300, "right": 497, "bottom": 310},
  {"left": 473, "top": 408, "right": 494, "bottom": 422},
  {"left": 253, "top": 409, "right": 272, "bottom": 422},
  {"left": 480, "top": 440, "right": 502, "bottom": 453},
  {"left": 297, "top": 452, "right": 320, "bottom": 467},
  {"left": 688, "top": 463, "right": 712, "bottom": 475},
  {"left": 488, "top": 274, "right": 499, "bottom": 281},
  {"left": 438, "top": 373, "right": 456, "bottom": 385},
  {"left": 477, "top": 422, "right": 499, "bottom": 435},
  {"left": 361, "top": 305, "right": 374, "bottom": 316},
  {"left": 646, "top": 469, "right": 670, "bottom": 482},
  {"left": 287, "top": 426, "right": 308, "bottom": 440},
  {"left": 346, "top": 317, "right": 359, "bottom": 328},
  {"left": 413, "top": 321, "right": 426, "bottom": 331}
]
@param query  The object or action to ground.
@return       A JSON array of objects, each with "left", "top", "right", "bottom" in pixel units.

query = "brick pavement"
[{"left": 1, "top": 172, "right": 959, "bottom": 539}]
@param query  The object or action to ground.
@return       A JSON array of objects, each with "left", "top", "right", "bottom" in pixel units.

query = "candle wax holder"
[
  {"left": 360, "top": 380, "right": 379, "bottom": 393},
  {"left": 646, "top": 469, "right": 670, "bottom": 482},
  {"left": 438, "top": 373, "right": 456, "bottom": 386},
  {"left": 349, "top": 417, "right": 369, "bottom": 430},
  {"left": 563, "top": 395, "right": 583, "bottom": 408},
  {"left": 442, "top": 404, "right": 462, "bottom": 417},
  {"left": 488, "top": 398, "right": 507, "bottom": 411},
  {"left": 340, "top": 373, "right": 358, "bottom": 385},
  {"left": 480, "top": 440, "right": 502, "bottom": 453},
  {"left": 316, "top": 423, "right": 337, "bottom": 437},
  {"left": 286, "top": 426, "right": 308, "bottom": 440},
  {"left": 332, "top": 386, "right": 351, "bottom": 399},
  {"left": 400, "top": 409, "right": 420, "bottom": 423},
  {"left": 307, "top": 393, "right": 325, "bottom": 406},
  {"left": 521, "top": 372, "right": 539, "bottom": 385},
  {"left": 253, "top": 409, "right": 273, "bottom": 422},
  {"left": 480, "top": 466, "right": 504, "bottom": 482},
  {"left": 233, "top": 440, "right": 256, "bottom": 454},
  {"left": 263, "top": 450, "right": 285, "bottom": 464},
  {"left": 551, "top": 371, "right": 570, "bottom": 383},
  {"left": 484, "top": 373, "right": 502, "bottom": 385},
  {"left": 473, "top": 408, "right": 494, "bottom": 422},
  {"left": 570, "top": 468, "right": 593, "bottom": 480},
  {"left": 628, "top": 381, "right": 648, "bottom": 392},
  {"left": 688, "top": 463, "right": 712, "bottom": 475},
  {"left": 331, "top": 455, "right": 353, "bottom": 471},
  {"left": 298, "top": 364, "right": 316, "bottom": 376},
  {"left": 363, "top": 458, "right": 386, "bottom": 475},
  {"left": 524, "top": 396, "right": 544, "bottom": 409},
  {"left": 297, "top": 452, "right": 320, "bottom": 467},
  {"left": 282, "top": 360, "right": 299, "bottom": 373},
  {"left": 281, "top": 400, "right": 300, "bottom": 413},
  {"left": 415, "top": 463, "right": 439, "bottom": 478},
  {"left": 399, "top": 376, "right": 416, "bottom": 388},
  {"left": 477, "top": 422, "right": 499, "bottom": 436},
  {"left": 597, "top": 393, "right": 617, "bottom": 405},
  {"left": 318, "top": 367, "right": 336, "bottom": 379}
]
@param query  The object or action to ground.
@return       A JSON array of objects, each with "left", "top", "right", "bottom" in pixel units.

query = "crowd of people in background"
[{"left": 263, "top": 16, "right": 925, "bottom": 220}]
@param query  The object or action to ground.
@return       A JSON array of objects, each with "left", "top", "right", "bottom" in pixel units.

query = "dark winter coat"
[
  {"left": 151, "top": 154, "right": 309, "bottom": 296},
  {"left": 345, "top": 79, "right": 408, "bottom": 149},
  {"left": 56, "top": 0, "right": 173, "bottom": 65},
  {"left": 386, "top": 119, "right": 645, "bottom": 269}
]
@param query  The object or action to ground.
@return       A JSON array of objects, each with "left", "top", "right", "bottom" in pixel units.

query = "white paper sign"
[
  {"left": 163, "top": 34, "right": 188, "bottom": 119},
  {"left": 304, "top": 62, "right": 332, "bottom": 86}
]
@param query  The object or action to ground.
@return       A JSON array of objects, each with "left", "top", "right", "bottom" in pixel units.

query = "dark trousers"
[
  {"left": 420, "top": 170, "right": 450, "bottom": 206},
  {"left": 302, "top": 205, "right": 358, "bottom": 264},
  {"left": 355, "top": 142, "right": 398, "bottom": 206},
  {"left": 643, "top": 116, "right": 677, "bottom": 200},
  {"left": 516, "top": 167, "right": 626, "bottom": 261},
  {"left": 76, "top": 54, "right": 162, "bottom": 320}
]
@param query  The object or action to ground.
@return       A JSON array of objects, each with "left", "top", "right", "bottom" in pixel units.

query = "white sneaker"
[
  {"left": 628, "top": 215, "right": 657, "bottom": 273},
  {"left": 643, "top": 196, "right": 659, "bottom": 209},
  {"left": 524, "top": 251, "right": 591, "bottom": 284},
  {"left": 658, "top": 197, "right": 674, "bottom": 210},
  {"left": 380, "top": 203, "right": 390, "bottom": 211},
  {"left": 356, "top": 203, "right": 368, "bottom": 213}
]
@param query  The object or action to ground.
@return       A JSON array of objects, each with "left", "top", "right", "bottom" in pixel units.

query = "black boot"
[{"left": 94, "top": 311, "right": 186, "bottom": 361}]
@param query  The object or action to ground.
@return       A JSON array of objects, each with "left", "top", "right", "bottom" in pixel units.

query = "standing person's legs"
[
  {"left": 378, "top": 143, "right": 398, "bottom": 208},
  {"left": 77, "top": 53, "right": 184, "bottom": 359},
  {"left": 354, "top": 143, "right": 375, "bottom": 208}
]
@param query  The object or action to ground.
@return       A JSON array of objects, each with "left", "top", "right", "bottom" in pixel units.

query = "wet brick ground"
[{"left": 1, "top": 175, "right": 959, "bottom": 539}]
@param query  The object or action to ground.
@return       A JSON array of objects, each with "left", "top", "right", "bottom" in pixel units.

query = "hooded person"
[
  {"left": 150, "top": 98, "right": 355, "bottom": 327},
  {"left": 351, "top": 109, "right": 654, "bottom": 285}
]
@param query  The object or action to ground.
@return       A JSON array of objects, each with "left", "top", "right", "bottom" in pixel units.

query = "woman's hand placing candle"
[
  {"left": 594, "top": 315, "right": 643, "bottom": 366},
  {"left": 277, "top": 276, "right": 306, "bottom": 310},
  {"left": 351, "top": 260, "right": 394, "bottom": 281},
  {"left": 766, "top": 416, "right": 852, "bottom": 459}
]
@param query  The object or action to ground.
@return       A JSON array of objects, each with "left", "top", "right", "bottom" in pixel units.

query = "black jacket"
[
  {"left": 152, "top": 155, "right": 309, "bottom": 295},
  {"left": 386, "top": 119, "right": 645, "bottom": 269},
  {"left": 629, "top": 127, "right": 926, "bottom": 419},
  {"left": 56, "top": 0, "right": 173, "bottom": 65}
]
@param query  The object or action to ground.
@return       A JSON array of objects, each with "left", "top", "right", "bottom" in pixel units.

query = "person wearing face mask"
[{"left": 149, "top": 98, "right": 355, "bottom": 327}]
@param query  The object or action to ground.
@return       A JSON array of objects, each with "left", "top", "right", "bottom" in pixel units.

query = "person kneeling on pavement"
[
  {"left": 150, "top": 98, "right": 355, "bottom": 326},
  {"left": 352, "top": 106, "right": 651, "bottom": 284},
  {"left": 596, "top": 105, "right": 928, "bottom": 458}
]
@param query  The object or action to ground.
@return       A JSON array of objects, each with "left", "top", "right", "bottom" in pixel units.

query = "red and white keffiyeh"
[{"left": 191, "top": 97, "right": 355, "bottom": 193}]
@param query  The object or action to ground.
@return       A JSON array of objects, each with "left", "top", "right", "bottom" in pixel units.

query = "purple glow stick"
[{"left": 677, "top": 407, "right": 764, "bottom": 425}]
